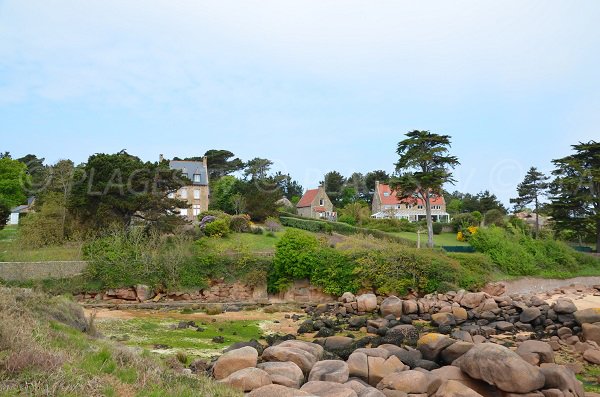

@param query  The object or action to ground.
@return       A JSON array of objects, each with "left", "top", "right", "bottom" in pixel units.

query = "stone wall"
[{"left": 0, "top": 261, "right": 88, "bottom": 281}]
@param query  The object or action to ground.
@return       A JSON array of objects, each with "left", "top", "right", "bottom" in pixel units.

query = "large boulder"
[
  {"left": 516, "top": 340, "right": 555, "bottom": 365},
  {"left": 417, "top": 333, "right": 455, "bottom": 362},
  {"left": 460, "top": 292, "right": 486, "bottom": 309},
  {"left": 220, "top": 367, "right": 272, "bottom": 392},
  {"left": 583, "top": 348, "right": 600, "bottom": 364},
  {"left": 431, "top": 365, "right": 501, "bottom": 396},
  {"left": 553, "top": 298, "right": 577, "bottom": 314},
  {"left": 257, "top": 361, "right": 305, "bottom": 388},
  {"left": 431, "top": 313, "right": 456, "bottom": 327},
  {"left": 348, "top": 352, "right": 369, "bottom": 379},
  {"left": 380, "top": 296, "right": 403, "bottom": 318},
  {"left": 301, "top": 381, "right": 358, "bottom": 397},
  {"left": 262, "top": 346, "right": 318, "bottom": 375},
  {"left": 539, "top": 363, "right": 584, "bottom": 397},
  {"left": 308, "top": 360, "right": 350, "bottom": 383},
  {"left": 212, "top": 346, "right": 258, "bottom": 380},
  {"left": 402, "top": 299, "right": 418, "bottom": 314},
  {"left": 367, "top": 355, "right": 407, "bottom": 386},
  {"left": 277, "top": 340, "right": 325, "bottom": 360},
  {"left": 583, "top": 323, "right": 600, "bottom": 345},
  {"left": 357, "top": 294, "right": 378, "bottom": 312},
  {"left": 455, "top": 343, "right": 545, "bottom": 393},
  {"left": 376, "top": 370, "right": 441, "bottom": 395},
  {"left": 520, "top": 307, "right": 542, "bottom": 323},
  {"left": 248, "top": 384, "right": 312, "bottom": 397},
  {"left": 134, "top": 284, "right": 154, "bottom": 301},
  {"left": 434, "top": 380, "right": 484, "bottom": 397},
  {"left": 440, "top": 342, "right": 474, "bottom": 364},
  {"left": 574, "top": 308, "right": 600, "bottom": 324}
]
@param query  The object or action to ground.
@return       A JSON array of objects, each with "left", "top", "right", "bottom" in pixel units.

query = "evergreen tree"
[{"left": 510, "top": 166, "right": 549, "bottom": 236}]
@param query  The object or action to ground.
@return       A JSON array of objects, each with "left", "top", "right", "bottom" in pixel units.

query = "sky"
[{"left": 1, "top": 1, "right": 599, "bottom": 205}]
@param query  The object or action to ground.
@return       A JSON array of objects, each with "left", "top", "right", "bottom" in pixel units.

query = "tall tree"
[
  {"left": 17, "top": 154, "right": 46, "bottom": 194},
  {"left": 321, "top": 171, "right": 346, "bottom": 207},
  {"left": 70, "top": 151, "right": 188, "bottom": 230},
  {"left": 209, "top": 175, "right": 242, "bottom": 214},
  {"left": 391, "top": 130, "right": 460, "bottom": 248},
  {"left": 202, "top": 149, "right": 244, "bottom": 180},
  {"left": 0, "top": 156, "right": 28, "bottom": 208},
  {"left": 510, "top": 167, "right": 549, "bottom": 236},
  {"left": 274, "top": 172, "right": 303, "bottom": 201},
  {"left": 365, "top": 170, "right": 390, "bottom": 192},
  {"left": 549, "top": 141, "right": 600, "bottom": 251},
  {"left": 244, "top": 157, "right": 273, "bottom": 180}
]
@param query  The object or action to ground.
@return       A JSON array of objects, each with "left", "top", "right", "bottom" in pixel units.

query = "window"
[
  {"left": 319, "top": 198, "right": 324, "bottom": 206},
  {"left": 383, "top": 192, "right": 390, "bottom": 197},
  {"left": 178, "top": 208, "right": 188, "bottom": 216},
  {"left": 417, "top": 205, "right": 424, "bottom": 209},
  {"left": 396, "top": 205, "right": 401, "bottom": 209},
  {"left": 193, "top": 189, "right": 200, "bottom": 199},
  {"left": 192, "top": 204, "right": 201, "bottom": 216},
  {"left": 180, "top": 188, "right": 187, "bottom": 199},
  {"left": 168, "top": 192, "right": 175, "bottom": 199},
  {"left": 181, "top": 173, "right": 188, "bottom": 179},
  {"left": 193, "top": 174, "right": 202, "bottom": 183}
]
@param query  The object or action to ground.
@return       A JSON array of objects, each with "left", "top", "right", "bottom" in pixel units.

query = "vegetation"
[
  {"left": 391, "top": 130, "right": 460, "bottom": 248},
  {"left": 0, "top": 288, "right": 239, "bottom": 396},
  {"left": 510, "top": 166, "right": 549, "bottom": 236}
]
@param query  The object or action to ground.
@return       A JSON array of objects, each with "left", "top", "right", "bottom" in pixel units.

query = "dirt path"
[{"left": 501, "top": 276, "right": 600, "bottom": 296}]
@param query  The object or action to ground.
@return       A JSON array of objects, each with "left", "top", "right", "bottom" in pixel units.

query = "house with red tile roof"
[
  {"left": 371, "top": 181, "right": 449, "bottom": 222},
  {"left": 296, "top": 186, "right": 336, "bottom": 221}
]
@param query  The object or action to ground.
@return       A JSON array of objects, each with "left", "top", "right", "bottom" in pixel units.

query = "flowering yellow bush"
[
  {"left": 467, "top": 226, "right": 478, "bottom": 235},
  {"left": 457, "top": 231, "right": 465, "bottom": 241},
  {"left": 457, "top": 226, "right": 478, "bottom": 241}
]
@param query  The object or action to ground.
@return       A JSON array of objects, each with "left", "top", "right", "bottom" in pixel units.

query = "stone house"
[
  {"left": 167, "top": 157, "right": 209, "bottom": 221},
  {"left": 371, "top": 181, "right": 450, "bottom": 222},
  {"left": 296, "top": 186, "right": 336, "bottom": 221}
]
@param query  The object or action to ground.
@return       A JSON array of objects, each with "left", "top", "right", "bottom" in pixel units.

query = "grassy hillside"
[
  {"left": 389, "top": 231, "right": 470, "bottom": 247},
  {"left": 0, "top": 288, "right": 240, "bottom": 396},
  {"left": 0, "top": 226, "right": 82, "bottom": 262}
]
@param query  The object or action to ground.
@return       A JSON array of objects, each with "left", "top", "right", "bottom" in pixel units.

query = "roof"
[
  {"left": 296, "top": 188, "right": 319, "bottom": 208},
  {"left": 11, "top": 205, "right": 29, "bottom": 213},
  {"left": 169, "top": 160, "right": 208, "bottom": 185},
  {"left": 377, "top": 184, "right": 445, "bottom": 206},
  {"left": 313, "top": 206, "right": 327, "bottom": 212}
]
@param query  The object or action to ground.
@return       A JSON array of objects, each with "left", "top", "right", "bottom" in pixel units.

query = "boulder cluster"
[{"left": 209, "top": 285, "right": 600, "bottom": 396}]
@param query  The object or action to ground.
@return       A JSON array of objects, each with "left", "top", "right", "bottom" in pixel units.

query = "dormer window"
[
  {"left": 193, "top": 173, "right": 202, "bottom": 183},
  {"left": 383, "top": 192, "right": 390, "bottom": 197}
]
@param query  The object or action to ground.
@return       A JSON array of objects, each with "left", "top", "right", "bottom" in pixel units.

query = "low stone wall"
[{"left": 0, "top": 261, "right": 88, "bottom": 281}]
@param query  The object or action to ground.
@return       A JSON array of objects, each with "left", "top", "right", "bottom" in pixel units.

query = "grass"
[
  {"left": 95, "top": 316, "right": 263, "bottom": 358},
  {"left": 390, "top": 231, "right": 470, "bottom": 247},
  {"left": 0, "top": 225, "right": 83, "bottom": 262},
  {"left": 200, "top": 228, "right": 286, "bottom": 254},
  {"left": 0, "top": 287, "right": 241, "bottom": 396}
]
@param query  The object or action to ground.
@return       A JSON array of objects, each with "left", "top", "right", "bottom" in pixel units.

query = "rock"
[
  {"left": 520, "top": 307, "right": 542, "bottom": 323},
  {"left": 440, "top": 342, "right": 474, "bottom": 364},
  {"left": 224, "top": 339, "right": 264, "bottom": 355},
  {"left": 417, "top": 333, "right": 455, "bottom": 362},
  {"left": 381, "top": 296, "right": 403, "bottom": 318},
  {"left": 341, "top": 292, "right": 357, "bottom": 303},
  {"left": 539, "top": 363, "right": 584, "bottom": 397},
  {"left": 367, "top": 355, "right": 407, "bottom": 386},
  {"left": 345, "top": 378, "right": 369, "bottom": 394},
  {"left": 257, "top": 361, "right": 304, "bottom": 388},
  {"left": 516, "top": 340, "right": 555, "bottom": 364},
  {"left": 452, "top": 307, "right": 468, "bottom": 321},
  {"left": 309, "top": 360, "right": 350, "bottom": 383},
  {"left": 455, "top": 343, "right": 545, "bottom": 393},
  {"left": 278, "top": 340, "right": 325, "bottom": 360},
  {"left": 583, "top": 348, "right": 600, "bottom": 364},
  {"left": 349, "top": 317, "right": 368, "bottom": 329},
  {"left": 376, "top": 370, "right": 441, "bottom": 395},
  {"left": 213, "top": 346, "right": 258, "bottom": 380},
  {"left": 324, "top": 336, "right": 354, "bottom": 350},
  {"left": 460, "top": 292, "right": 486, "bottom": 309},
  {"left": 494, "top": 321, "right": 515, "bottom": 332},
  {"left": 553, "top": 299, "right": 577, "bottom": 314},
  {"left": 301, "top": 380, "right": 358, "bottom": 397},
  {"left": 262, "top": 346, "right": 318, "bottom": 375},
  {"left": 431, "top": 366, "right": 499, "bottom": 396},
  {"left": 431, "top": 313, "right": 456, "bottom": 327},
  {"left": 583, "top": 323, "right": 600, "bottom": 345},
  {"left": 134, "top": 284, "right": 154, "bottom": 301},
  {"left": 220, "top": 367, "right": 272, "bottom": 392},
  {"left": 358, "top": 387, "right": 386, "bottom": 397},
  {"left": 482, "top": 282, "right": 506, "bottom": 296},
  {"left": 354, "top": 348, "right": 391, "bottom": 359},
  {"left": 574, "top": 308, "right": 600, "bottom": 324},
  {"left": 357, "top": 294, "right": 378, "bottom": 312},
  {"left": 248, "top": 384, "right": 312, "bottom": 397},
  {"left": 434, "top": 380, "right": 484, "bottom": 397},
  {"left": 348, "top": 352, "right": 369, "bottom": 379},
  {"left": 402, "top": 300, "right": 418, "bottom": 314}
]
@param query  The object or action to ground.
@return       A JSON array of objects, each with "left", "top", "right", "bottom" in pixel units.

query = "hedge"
[{"left": 279, "top": 216, "right": 415, "bottom": 246}]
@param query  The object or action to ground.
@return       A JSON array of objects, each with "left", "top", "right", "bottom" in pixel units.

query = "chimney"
[
  {"left": 159, "top": 154, "right": 164, "bottom": 162},
  {"left": 202, "top": 156, "right": 208, "bottom": 167},
  {"left": 375, "top": 180, "right": 380, "bottom": 190}
]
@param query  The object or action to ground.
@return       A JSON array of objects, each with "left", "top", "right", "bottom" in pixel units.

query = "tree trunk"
[
  {"left": 596, "top": 217, "right": 600, "bottom": 254},
  {"left": 534, "top": 195, "right": 539, "bottom": 238},
  {"left": 424, "top": 192, "right": 434, "bottom": 248}
]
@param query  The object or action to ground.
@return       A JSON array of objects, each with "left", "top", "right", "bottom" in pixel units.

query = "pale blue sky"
[{"left": 1, "top": 1, "right": 599, "bottom": 204}]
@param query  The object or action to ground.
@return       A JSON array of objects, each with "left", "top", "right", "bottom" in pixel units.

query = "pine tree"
[{"left": 510, "top": 167, "right": 549, "bottom": 236}]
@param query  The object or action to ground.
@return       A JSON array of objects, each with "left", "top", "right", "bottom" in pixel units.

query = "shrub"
[
  {"left": 469, "top": 227, "right": 536, "bottom": 275},
  {"left": 432, "top": 222, "right": 443, "bottom": 235},
  {"left": 338, "top": 214, "right": 356, "bottom": 226},
  {"left": 451, "top": 212, "right": 480, "bottom": 232},
  {"left": 484, "top": 209, "right": 505, "bottom": 227},
  {"left": 203, "top": 218, "right": 230, "bottom": 237},
  {"left": 264, "top": 217, "right": 283, "bottom": 232},
  {"left": 229, "top": 214, "right": 251, "bottom": 233},
  {"left": 251, "top": 226, "right": 264, "bottom": 235},
  {"left": 269, "top": 229, "right": 321, "bottom": 292}
]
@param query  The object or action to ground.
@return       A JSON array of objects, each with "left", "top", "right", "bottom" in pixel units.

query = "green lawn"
[
  {"left": 0, "top": 225, "right": 83, "bottom": 262},
  {"left": 390, "top": 231, "right": 470, "bottom": 247},
  {"left": 200, "top": 229, "right": 287, "bottom": 254}
]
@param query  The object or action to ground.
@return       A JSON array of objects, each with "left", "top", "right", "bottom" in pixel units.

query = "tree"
[
  {"left": 549, "top": 141, "right": 600, "bottom": 251},
  {"left": 391, "top": 130, "right": 460, "bottom": 248},
  {"left": 322, "top": 171, "right": 346, "bottom": 207},
  {"left": 209, "top": 175, "right": 242, "bottom": 214},
  {"left": 339, "top": 201, "right": 370, "bottom": 224},
  {"left": 44, "top": 159, "right": 76, "bottom": 238},
  {"left": 17, "top": 154, "right": 46, "bottom": 194},
  {"left": 0, "top": 156, "right": 28, "bottom": 209},
  {"left": 347, "top": 172, "right": 368, "bottom": 200},
  {"left": 70, "top": 151, "right": 188, "bottom": 230},
  {"left": 202, "top": 149, "right": 244, "bottom": 180},
  {"left": 510, "top": 167, "right": 549, "bottom": 236},
  {"left": 274, "top": 172, "right": 303, "bottom": 200},
  {"left": 365, "top": 170, "right": 390, "bottom": 192},
  {"left": 239, "top": 177, "right": 282, "bottom": 221},
  {"left": 244, "top": 158, "right": 273, "bottom": 180},
  {"left": 0, "top": 202, "right": 9, "bottom": 229}
]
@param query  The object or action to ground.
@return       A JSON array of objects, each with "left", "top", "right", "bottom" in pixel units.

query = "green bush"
[
  {"left": 310, "top": 248, "right": 360, "bottom": 295},
  {"left": 198, "top": 210, "right": 230, "bottom": 221},
  {"left": 484, "top": 209, "right": 505, "bottom": 227},
  {"left": 203, "top": 218, "right": 230, "bottom": 237},
  {"left": 432, "top": 222, "right": 443, "bottom": 235},
  {"left": 338, "top": 214, "right": 357, "bottom": 226},
  {"left": 451, "top": 212, "right": 480, "bottom": 232},
  {"left": 229, "top": 214, "right": 251, "bottom": 233},
  {"left": 362, "top": 218, "right": 416, "bottom": 233},
  {"left": 469, "top": 227, "right": 536, "bottom": 275},
  {"left": 264, "top": 217, "right": 283, "bottom": 232},
  {"left": 269, "top": 229, "right": 321, "bottom": 292}
]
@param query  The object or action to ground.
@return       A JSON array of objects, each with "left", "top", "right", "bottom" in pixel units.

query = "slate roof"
[{"left": 169, "top": 160, "right": 208, "bottom": 185}]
